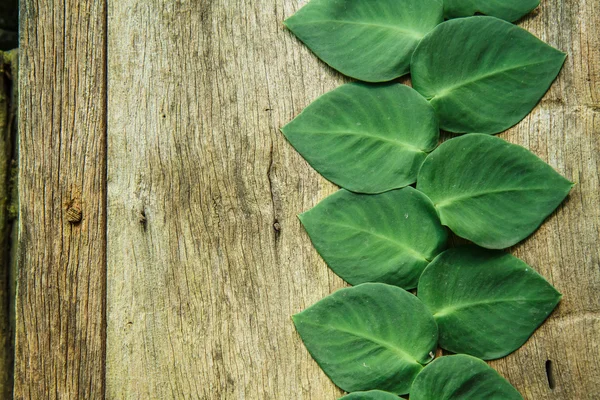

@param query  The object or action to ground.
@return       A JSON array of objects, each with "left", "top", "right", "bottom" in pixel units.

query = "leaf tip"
[
  {"left": 279, "top": 123, "right": 290, "bottom": 137},
  {"left": 297, "top": 211, "right": 313, "bottom": 230},
  {"left": 297, "top": 212, "right": 306, "bottom": 223},
  {"left": 291, "top": 311, "right": 308, "bottom": 330},
  {"left": 560, "top": 49, "right": 568, "bottom": 59},
  {"left": 282, "top": 13, "right": 300, "bottom": 33},
  {"left": 557, "top": 291, "right": 564, "bottom": 301}
]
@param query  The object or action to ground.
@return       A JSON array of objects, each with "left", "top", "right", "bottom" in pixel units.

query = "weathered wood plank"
[
  {"left": 106, "top": 1, "right": 346, "bottom": 398},
  {"left": 15, "top": 0, "right": 107, "bottom": 398},
  {"left": 106, "top": 0, "right": 599, "bottom": 399}
]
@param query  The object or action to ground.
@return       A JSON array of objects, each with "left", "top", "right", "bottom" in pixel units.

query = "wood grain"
[
  {"left": 102, "top": 0, "right": 595, "bottom": 399},
  {"left": 15, "top": 0, "right": 107, "bottom": 398},
  {"left": 106, "top": 1, "right": 347, "bottom": 398}
]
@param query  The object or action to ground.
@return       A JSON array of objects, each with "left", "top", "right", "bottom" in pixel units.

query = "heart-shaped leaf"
[
  {"left": 299, "top": 187, "right": 448, "bottom": 289},
  {"left": 416, "top": 134, "right": 573, "bottom": 249},
  {"left": 282, "top": 83, "right": 439, "bottom": 194},
  {"left": 443, "top": 0, "right": 540, "bottom": 22},
  {"left": 284, "top": 0, "right": 443, "bottom": 82},
  {"left": 418, "top": 246, "right": 562, "bottom": 359},
  {"left": 293, "top": 283, "right": 438, "bottom": 394},
  {"left": 411, "top": 16, "right": 565, "bottom": 134},
  {"left": 339, "top": 390, "right": 403, "bottom": 400},
  {"left": 410, "top": 355, "right": 523, "bottom": 400}
]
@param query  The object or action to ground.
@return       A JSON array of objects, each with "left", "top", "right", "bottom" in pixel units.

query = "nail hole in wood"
[
  {"left": 139, "top": 209, "right": 147, "bottom": 229},
  {"left": 273, "top": 220, "right": 281, "bottom": 232},
  {"left": 545, "top": 360, "right": 556, "bottom": 390}
]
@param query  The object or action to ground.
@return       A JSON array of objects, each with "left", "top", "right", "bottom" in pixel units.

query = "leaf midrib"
[
  {"left": 327, "top": 220, "right": 431, "bottom": 262},
  {"left": 301, "top": 129, "right": 427, "bottom": 154},
  {"left": 433, "top": 296, "right": 557, "bottom": 318},
  {"left": 301, "top": 319, "right": 422, "bottom": 366},
  {"left": 434, "top": 187, "right": 553, "bottom": 209},
  {"left": 291, "top": 19, "right": 424, "bottom": 40},
  {"left": 428, "top": 58, "right": 559, "bottom": 101}
]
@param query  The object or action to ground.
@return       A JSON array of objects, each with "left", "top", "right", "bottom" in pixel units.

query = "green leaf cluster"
[
  {"left": 282, "top": 0, "right": 570, "bottom": 398},
  {"left": 292, "top": 249, "right": 560, "bottom": 396}
]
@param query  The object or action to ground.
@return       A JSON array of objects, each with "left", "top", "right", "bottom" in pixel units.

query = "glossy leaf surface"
[
  {"left": 293, "top": 283, "right": 438, "bottom": 394},
  {"left": 418, "top": 247, "right": 562, "bottom": 359},
  {"left": 284, "top": 0, "right": 443, "bottom": 82},
  {"left": 412, "top": 16, "right": 565, "bottom": 134},
  {"left": 410, "top": 355, "right": 523, "bottom": 400},
  {"left": 282, "top": 83, "right": 439, "bottom": 194},
  {"left": 340, "top": 390, "right": 402, "bottom": 400},
  {"left": 417, "top": 134, "right": 573, "bottom": 249},
  {"left": 299, "top": 187, "right": 448, "bottom": 289},
  {"left": 443, "top": 0, "right": 540, "bottom": 22}
]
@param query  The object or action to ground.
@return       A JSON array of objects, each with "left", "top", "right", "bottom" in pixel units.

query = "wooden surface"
[
  {"left": 15, "top": 0, "right": 107, "bottom": 398},
  {"left": 16, "top": 0, "right": 600, "bottom": 398},
  {"left": 105, "top": 1, "right": 346, "bottom": 398}
]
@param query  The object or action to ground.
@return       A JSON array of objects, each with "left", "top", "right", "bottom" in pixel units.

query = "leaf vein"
[
  {"left": 301, "top": 129, "right": 427, "bottom": 154},
  {"left": 434, "top": 187, "right": 554, "bottom": 209},
  {"left": 300, "top": 319, "right": 422, "bottom": 366},
  {"left": 429, "top": 58, "right": 559, "bottom": 101},
  {"left": 433, "top": 297, "right": 558, "bottom": 318},
  {"left": 290, "top": 19, "right": 424, "bottom": 40},
  {"left": 326, "top": 220, "right": 431, "bottom": 262}
]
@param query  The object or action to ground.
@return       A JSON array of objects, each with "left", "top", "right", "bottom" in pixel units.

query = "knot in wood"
[{"left": 66, "top": 205, "right": 82, "bottom": 224}]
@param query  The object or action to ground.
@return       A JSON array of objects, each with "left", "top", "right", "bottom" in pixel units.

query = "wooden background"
[{"left": 13, "top": 0, "right": 600, "bottom": 398}]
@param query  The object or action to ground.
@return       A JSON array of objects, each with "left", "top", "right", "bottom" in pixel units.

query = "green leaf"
[
  {"left": 410, "top": 354, "right": 523, "bottom": 400},
  {"left": 339, "top": 390, "right": 403, "bottom": 400},
  {"left": 416, "top": 134, "right": 573, "bottom": 249},
  {"left": 418, "top": 247, "right": 562, "bottom": 360},
  {"left": 443, "top": 0, "right": 540, "bottom": 22},
  {"left": 282, "top": 83, "right": 439, "bottom": 194},
  {"left": 411, "top": 16, "right": 566, "bottom": 134},
  {"left": 299, "top": 187, "right": 448, "bottom": 289},
  {"left": 284, "top": 0, "right": 443, "bottom": 82},
  {"left": 293, "top": 283, "right": 438, "bottom": 395}
]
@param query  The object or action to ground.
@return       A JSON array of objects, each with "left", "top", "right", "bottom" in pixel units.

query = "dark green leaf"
[
  {"left": 339, "top": 390, "right": 402, "bottom": 400},
  {"left": 282, "top": 83, "right": 439, "bottom": 194},
  {"left": 417, "top": 134, "right": 573, "bottom": 249},
  {"left": 293, "top": 283, "right": 438, "bottom": 394},
  {"left": 410, "top": 354, "right": 523, "bottom": 400},
  {"left": 284, "top": 0, "right": 443, "bottom": 82},
  {"left": 443, "top": 0, "right": 540, "bottom": 22},
  {"left": 418, "top": 247, "right": 562, "bottom": 359},
  {"left": 299, "top": 187, "right": 448, "bottom": 289},
  {"left": 411, "top": 16, "right": 565, "bottom": 134}
]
